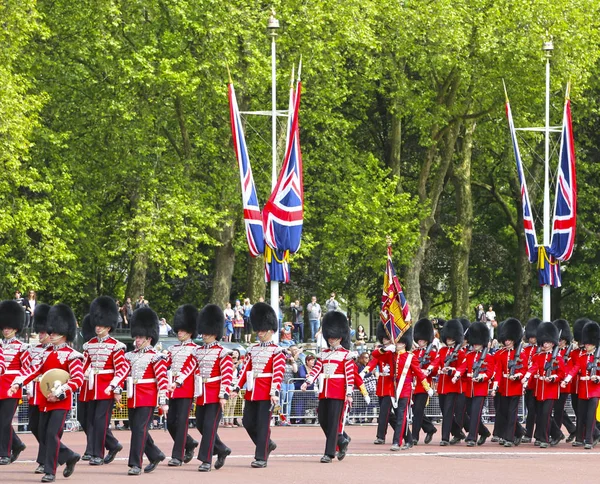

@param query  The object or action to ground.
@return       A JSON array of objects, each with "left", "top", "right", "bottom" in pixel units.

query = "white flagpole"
[{"left": 542, "top": 39, "right": 553, "bottom": 322}]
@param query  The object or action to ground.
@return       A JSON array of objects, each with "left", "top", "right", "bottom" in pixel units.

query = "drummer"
[{"left": 9, "top": 304, "right": 84, "bottom": 483}]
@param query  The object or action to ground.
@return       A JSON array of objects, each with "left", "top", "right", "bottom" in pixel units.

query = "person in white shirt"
[{"left": 485, "top": 306, "right": 497, "bottom": 340}]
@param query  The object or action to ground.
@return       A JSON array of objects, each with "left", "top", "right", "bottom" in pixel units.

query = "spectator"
[
  {"left": 280, "top": 349, "right": 298, "bottom": 424},
  {"left": 122, "top": 297, "right": 133, "bottom": 328},
  {"left": 233, "top": 299, "right": 245, "bottom": 342},
  {"left": 356, "top": 352, "right": 377, "bottom": 423},
  {"left": 485, "top": 305, "right": 497, "bottom": 340},
  {"left": 223, "top": 349, "right": 243, "bottom": 427},
  {"left": 325, "top": 292, "right": 340, "bottom": 312},
  {"left": 280, "top": 321, "right": 294, "bottom": 348},
  {"left": 476, "top": 304, "right": 485, "bottom": 323},
  {"left": 115, "top": 299, "right": 124, "bottom": 329},
  {"left": 24, "top": 290, "right": 37, "bottom": 328},
  {"left": 295, "top": 355, "right": 318, "bottom": 423},
  {"left": 291, "top": 300, "right": 304, "bottom": 343},
  {"left": 135, "top": 294, "right": 149, "bottom": 309},
  {"left": 223, "top": 302, "right": 234, "bottom": 342},
  {"left": 158, "top": 317, "right": 172, "bottom": 336},
  {"left": 278, "top": 295, "right": 285, "bottom": 332},
  {"left": 306, "top": 296, "right": 322, "bottom": 343},
  {"left": 355, "top": 325, "right": 367, "bottom": 353},
  {"left": 243, "top": 298, "right": 253, "bottom": 344}
]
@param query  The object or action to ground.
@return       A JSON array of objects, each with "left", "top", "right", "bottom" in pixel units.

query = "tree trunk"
[
  {"left": 388, "top": 110, "right": 402, "bottom": 193},
  {"left": 247, "top": 253, "right": 266, "bottom": 303},
  {"left": 211, "top": 219, "right": 236, "bottom": 307},
  {"left": 450, "top": 120, "right": 475, "bottom": 318},
  {"left": 126, "top": 244, "right": 148, "bottom": 303}
]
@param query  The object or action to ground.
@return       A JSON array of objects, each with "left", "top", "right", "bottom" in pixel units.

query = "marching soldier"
[
  {"left": 453, "top": 322, "right": 494, "bottom": 447},
  {"left": 124, "top": 307, "right": 169, "bottom": 476},
  {"left": 78, "top": 314, "right": 95, "bottom": 461},
  {"left": 194, "top": 304, "right": 234, "bottom": 472},
  {"left": 426, "top": 319, "right": 467, "bottom": 446},
  {"left": 165, "top": 304, "right": 200, "bottom": 467},
  {"left": 10, "top": 304, "right": 84, "bottom": 483},
  {"left": 522, "top": 322, "right": 566, "bottom": 448},
  {"left": 233, "top": 302, "right": 285, "bottom": 468},
  {"left": 25, "top": 303, "right": 53, "bottom": 473},
  {"left": 492, "top": 318, "right": 525, "bottom": 447},
  {"left": 561, "top": 320, "right": 600, "bottom": 449},
  {"left": 551, "top": 319, "right": 576, "bottom": 443},
  {"left": 301, "top": 311, "right": 354, "bottom": 462},
  {"left": 412, "top": 318, "right": 438, "bottom": 445},
  {"left": 521, "top": 317, "right": 541, "bottom": 442},
  {"left": 0, "top": 300, "right": 29, "bottom": 465},
  {"left": 82, "top": 296, "right": 129, "bottom": 466}
]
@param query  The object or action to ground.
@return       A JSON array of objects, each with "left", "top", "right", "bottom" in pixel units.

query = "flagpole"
[
  {"left": 542, "top": 39, "right": 553, "bottom": 322},
  {"left": 268, "top": 10, "right": 280, "bottom": 341}
]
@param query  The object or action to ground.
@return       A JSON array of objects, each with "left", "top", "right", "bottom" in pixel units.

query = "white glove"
[
  {"left": 364, "top": 395, "right": 371, "bottom": 405},
  {"left": 427, "top": 388, "right": 434, "bottom": 397},
  {"left": 359, "top": 371, "right": 366, "bottom": 379},
  {"left": 385, "top": 344, "right": 396, "bottom": 352}
]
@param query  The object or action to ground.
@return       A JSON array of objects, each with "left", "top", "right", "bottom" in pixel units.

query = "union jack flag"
[
  {"left": 262, "top": 80, "right": 304, "bottom": 254},
  {"left": 506, "top": 97, "right": 539, "bottom": 263},
  {"left": 549, "top": 95, "right": 577, "bottom": 261},
  {"left": 380, "top": 245, "right": 411, "bottom": 343},
  {"left": 228, "top": 82, "right": 265, "bottom": 257}
]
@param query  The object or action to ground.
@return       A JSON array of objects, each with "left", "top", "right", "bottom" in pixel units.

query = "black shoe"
[
  {"left": 373, "top": 438, "right": 385, "bottom": 445},
  {"left": 400, "top": 442, "right": 413, "bottom": 451},
  {"left": 320, "top": 455, "right": 332, "bottom": 463},
  {"left": 81, "top": 454, "right": 92, "bottom": 462},
  {"left": 584, "top": 443, "right": 593, "bottom": 450},
  {"left": 104, "top": 444, "right": 123, "bottom": 464},
  {"left": 514, "top": 436, "right": 522, "bottom": 446},
  {"left": 63, "top": 453, "right": 80, "bottom": 478},
  {"left": 477, "top": 434, "right": 488, "bottom": 446},
  {"left": 168, "top": 458, "right": 182, "bottom": 467},
  {"left": 466, "top": 440, "right": 476, "bottom": 447},
  {"left": 214, "top": 447, "right": 231, "bottom": 470},
  {"left": 449, "top": 433, "right": 466, "bottom": 445},
  {"left": 534, "top": 440, "right": 541, "bottom": 447},
  {"left": 198, "top": 462, "right": 211, "bottom": 472},
  {"left": 424, "top": 429, "right": 437, "bottom": 445},
  {"left": 566, "top": 431, "right": 577, "bottom": 443},
  {"left": 35, "top": 464, "right": 45, "bottom": 474},
  {"left": 337, "top": 438, "right": 349, "bottom": 461},
  {"left": 539, "top": 442, "right": 549, "bottom": 449},
  {"left": 251, "top": 460, "right": 267, "bottom": 468},
  {"left": 183, "top": 441, "right": 198, "bottom": 464},
  {"left": 143, "top": 453, "right": 165, "bottom": 473},
  {"left": 490, "top": 436, "right": 500, "bottom": 443},
  {"left": 0, "top": 457, "right": 10, "bottom": 465},
  {"left": 128, "top": 466, "right": 142, "bottom": 476},
  {"left": 41, "top": 474, "right": 55, "bottom": 483},
  {"left": 10, "top": 442, "right": 26, "bottom": 463},
  {"left": 89, "top": 457, "right": 104, "bottom": 466},
  {"left": 439, "top": 440, "right": 449, "bottom": 446},
  {"left": 572, "top": 441, "right": 584, "bottom": 447},
  {"left": 550, "top": 433, "right": 565, "bottom": 447},
  {"left": 521, "top": 436, "right": 532, "bottom": 443},
  {"left": 504, "top": 441, "right": 514, "bottom": 447}
]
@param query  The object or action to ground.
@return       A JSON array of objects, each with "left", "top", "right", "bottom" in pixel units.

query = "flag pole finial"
[
  {"left": 386, "top": 235, "right": 393, "bottom": 247},
  {"left": 226, "top": 64, "right": 232, "bottom": 84},
  {"left": 502, "top": 79, "right": 509, "bottom": 103}
]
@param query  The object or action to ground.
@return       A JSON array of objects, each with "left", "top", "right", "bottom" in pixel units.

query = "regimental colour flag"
[{"left": 380, "top": 245, "right": 412, "bottom": 343}]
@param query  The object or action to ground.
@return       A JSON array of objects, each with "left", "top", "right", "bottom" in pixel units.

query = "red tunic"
[
  {"left": 493, "top": 347, "right": 526, "bottom": 397},
  {"left": 565, "top": 347, "right": 583, "bottom": 395},
  {"left": 567, "top": 352, "right": 600, "bottom": 399},
  {"left": 413, "top": 346, "right": 438, "bottom": 395},
  {"left": 124, "top": 346, "right": 169, "bottom": 408},
  {"left": 306, "top": 346, "right": 355, "bottom": 400},
  {"left": 525, "top": 351, "right": 566, "bottom": 400},
  {"left": 364, "top": 348, "right": 395, "bottom": 397},
  {"left": 166, "top": 339, "right": 199, "bottom": 400},
  {"left": 0, "top": 338, "right": 31, "bottom": 400},
  {"left": 16, "top": 343, "right": 84, "bottom": 412},
  {"left": 522, "top": 345, "right": 538, "bottom": 391},
  {"left": 194, "top": 342, "right": 234, "bottom": 405},
  {"left": 81, "top": 335, "right": 129, "bottom": 401},
  {"left": 25, "top": 344, "right": 52, "bottom": 406},
  {"left": 429, "top": 346, "right": 466, "bottom": 394},
  {"left": 236, "top": 342, "right": 285, "bottom": 401},
  {"left": 456, "top": 350, "right": 494, "bottom": 398},
  {"left": 393, "top": 351, "right": 428, "bottom": 398}
]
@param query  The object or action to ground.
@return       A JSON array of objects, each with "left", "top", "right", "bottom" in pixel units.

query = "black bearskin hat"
[
  {"left": 130, "top": 307, "right": 159, "bottom": 346},
  {"left": 537, "top": 321, "right": 559, "bottom": 346},
  {"left": 414, "top": 318, "right": 434, "bottom": 345},
  {"left": 581, "top": 321, "right": 600, "bottom": 347},
  {"left": 90, "top": 296, "right": 119, "bottom": 331},
  {"left": 376, "top": 322, "right": 390, "bottom": 344},
  {"left": 525, "top": 318, "right": 542, "bottom": 340},
  {"left": 173, "top": 304, "right": 199, "bottom": 339},
  {"left": 460, "top": 318, "right": 471, "bottom": 343},
  {"left": 400, "top": 326, "right": 414, "bottom": 348},
  {"left": 573, "top": 318, "right": 591, "bottom": 344},
  {"left": 441, "top": 319, "right": 464, "bottom": 346},
  {"left": 552, "top": 319, "right": 572, "bottom": 344},
  {"left": 249, "top": 302, "right": 278, "bottom": 332},
  {"left": 322, "top": 311, "right": 349, "bottom": 342},
  {"left": 47, "top": 304, "right": 77, "bottom": 342},
  {"left": 467, "top": 322, "right": 489, "bottom": 347},
  {"left": 197, "top": 304, "right": 224, "bottom": 340},
  {"left": 81, "top": 314, "right": 95, "bottom": 342},
  {"left": 32, "top": 303, "right": 51, "bottom": 334},
  {"left": 0, "top": 299, "right": 25, "bottom": 332},
  {"left": 436, "top": 318, "right": 447, "bottom": 329},
  {"left": 499, "top": 318, "right": 523, "bottom": 344}
]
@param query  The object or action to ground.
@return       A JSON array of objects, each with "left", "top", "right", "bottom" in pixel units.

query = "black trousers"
[
  {"left": 524, "top": 389, "right": 536, "bottom": 437},
  {"left": 29, "top": 404, "right": 45, "bottom": 464},
  {"left": 553, "top": 393, "right": 576, "bottom": 434},
  {"left": 578, "top": 397, "right": 599, "bottom": 444},
  {"left": 242, "top": 400, "right": 274, "bottom": 461},
  {"left": 376, "top": 395, "right": 397, "bottom": 440},
  {"left": 465, "top": 396, "right": 488, "bottom": 441},
  {"left": 492, "top": 392, "right": 502, "bottom": 437},
  {"left": 391, "top": 397, "right": 410, "bottom": 445},
  {"left": 534, "top": 399, "right": 555, "bottom": 443},
  {"left": 39, "top": 410, "right": 77, "bottom": 475},
  {"left": 0, "top": 398, "right": 24, "bottom": 458},
  {"left": 166, "top": 398, "right": 194, "bottom": 461},
  {"left": 439, "top": 393, "right": 462, "bottom": 442},
  {"left": 411, "top": 393, "right": 436, "bottom": 442},
  {"left": 461, "top": 395, "right": 490, "bottom": 439},
  {"left": 195, "top": 403, "right": 228, "bottom": 463},
  {"left": 497, "top": 395, "right": 523, "bottom": 441},
  {"left": 317, "top": 399, "right": 345, "bottom": 458},
  {"left": 128, "top": 407, "right": 163, "bottom": 468},
  {"left": 87, "top": 399, "right": 120, "bottom": 458}
]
